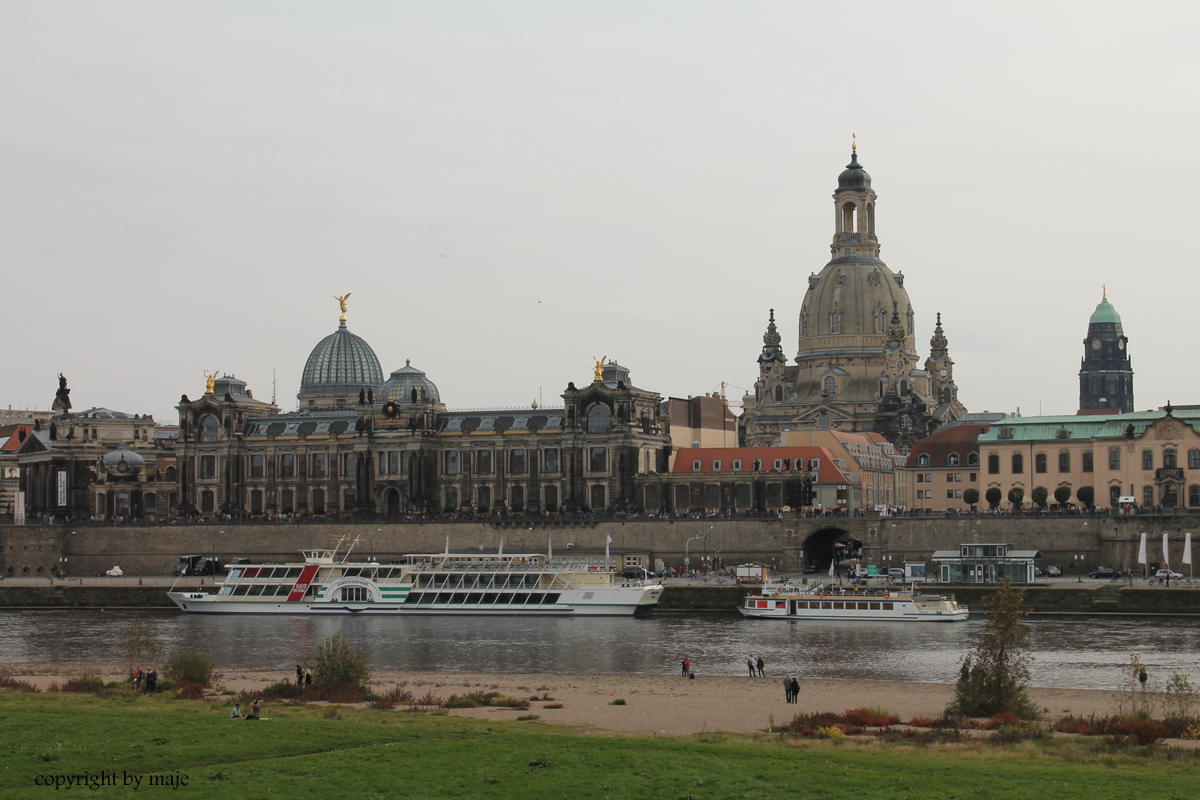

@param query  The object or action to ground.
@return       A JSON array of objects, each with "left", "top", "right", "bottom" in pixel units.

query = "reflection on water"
[{"left": 2, "top": 610, "right": 1197, "bottom": 690}]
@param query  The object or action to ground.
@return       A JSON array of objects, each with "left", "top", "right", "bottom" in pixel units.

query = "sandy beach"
[{"left": 9, "top": 665, "right": 1128, "bottom": 736}]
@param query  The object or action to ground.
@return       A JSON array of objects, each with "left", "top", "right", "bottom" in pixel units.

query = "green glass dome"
[{"left": 300, "top": 322, "right": 383, "bottom": 396}]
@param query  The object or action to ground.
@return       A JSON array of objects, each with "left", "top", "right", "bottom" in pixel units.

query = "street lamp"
[
  {"left": 685, "top": 533, "right": 708, "bottom": 576},
  {"left": 1077, "top": 522, "right": 1087, "bottom": 583}
]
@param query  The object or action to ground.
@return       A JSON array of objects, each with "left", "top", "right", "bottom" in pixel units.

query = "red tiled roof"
[
  {"left": 671, "top": 446, "right": 851, "bottom": 484},
  {"left": 0, "top": 424, "right": 33, "bottom": 453},
  {"left": 905, "top": 425, "right": 990, "bottom": 469}
]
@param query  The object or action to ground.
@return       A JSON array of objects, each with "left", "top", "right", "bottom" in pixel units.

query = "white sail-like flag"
[
  {"left": 1138, "top": 532, "right": 1148, "bottom": 566},
  {"left": 605, "top": 534, "right": 612, "bottom": 569},
  {"left": 445, "top": 535, "right": 450, "bottom": 555},
  {"left": 1184, "top": 532, "right": 1193, "bottom": 565},
  {"left": 1163, "top": 533, "right": 1170, "bottom": 569},
  {"left": 547, "top": 535, "right": 553, "bottom": 560},
  {"left": 828, "top": 561, "right": 835, "bottom": 578},
  {"left": 498, "top": 538, "right": 504, "bottom": 556}
]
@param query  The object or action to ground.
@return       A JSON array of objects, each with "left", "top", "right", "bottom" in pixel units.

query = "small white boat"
[
  {"left": 168, "top": 539, "right": 662, "bottom": 617},
  {"left": 738, "top": 581, "right": 968, "bottom": 623}
]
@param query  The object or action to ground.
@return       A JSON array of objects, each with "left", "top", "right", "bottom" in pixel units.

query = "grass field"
[{"left": 2, "top": 691, "right": 1198, "bottom": 799}]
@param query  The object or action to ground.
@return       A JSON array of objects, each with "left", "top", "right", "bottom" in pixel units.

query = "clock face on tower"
[
  {"left": 1118, "top": 341, "right": 1125, "bottom": 350},
  {"left": 939, "top": 368, "right": 947, "bottom": 377},
  {"left": 1091, "top": 339, "right": 1101, "bottom": 350}
]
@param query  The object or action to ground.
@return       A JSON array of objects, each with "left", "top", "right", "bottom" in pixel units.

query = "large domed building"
[
  {"left": 742, "top": 147, "right": 966, "bottom": 451},
  {"left": 297, "top": 306, "right": 384, "bottom": 409}
]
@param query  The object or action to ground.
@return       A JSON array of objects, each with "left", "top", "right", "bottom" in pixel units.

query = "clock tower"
[{"left": 1079, "top": 289, "right": 1133, "bottom": 414}]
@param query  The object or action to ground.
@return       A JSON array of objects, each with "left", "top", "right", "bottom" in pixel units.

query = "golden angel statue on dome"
[
  {"left": 204, "top": 370, "right": 219, "bottom": 394},
  {"left": 593, "top": 356, "right": 607, "bottom": 382}
]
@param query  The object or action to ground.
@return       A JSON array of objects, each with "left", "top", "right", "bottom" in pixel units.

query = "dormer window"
[
  {"left": 823, "top": 376, "right": 837, "bottom": 396},
  {"left": 947, "top": 453, "right": 960, "bottom": 466},
  {"left": 732, "top": 459, "right": 742, "bottom": 471},
  {"left": 917, "top": 453, "right": 931, "bottom": 466},
  {"left": 712, "top": 460, "right": 722, "bottom": 472},
  {"left": 692, "top": 460, "right": 702, "bottom": 472}
]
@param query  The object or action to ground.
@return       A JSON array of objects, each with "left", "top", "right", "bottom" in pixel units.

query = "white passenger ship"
[
  {"left": 738, "top": 581, "right": 968, "bottom": 623},
  {"left": 168, "top": 539, "right": 662, "bottom": 616}
]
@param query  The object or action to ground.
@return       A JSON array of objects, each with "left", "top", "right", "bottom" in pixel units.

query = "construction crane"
[{"left": 719, "top": 381, "right": 750, "bottom": 408}]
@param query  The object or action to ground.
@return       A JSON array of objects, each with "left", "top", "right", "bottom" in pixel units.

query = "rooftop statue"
[
  {"left": 593, "top": 356, "right": 607, "bottom": 382},
  {"left": 204, "top": 370, "right": 219, "bottom": 394}
]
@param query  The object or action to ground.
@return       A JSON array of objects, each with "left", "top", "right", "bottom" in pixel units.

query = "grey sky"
[{"left": 3, "top": 2, "right": 1196, "bottom": 424}]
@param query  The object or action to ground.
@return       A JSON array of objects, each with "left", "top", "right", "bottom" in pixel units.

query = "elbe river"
[{"left": 2, "top": 610, "right": 1197, "bottom": 690}]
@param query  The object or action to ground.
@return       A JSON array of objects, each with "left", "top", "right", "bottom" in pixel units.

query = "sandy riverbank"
[{"left": 7, "top": 664, "right": 1128, "bottom": 736}]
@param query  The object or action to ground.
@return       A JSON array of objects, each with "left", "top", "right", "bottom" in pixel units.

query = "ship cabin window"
[{"left": 341, "top": 586, "right": 370, "bottom": 602}]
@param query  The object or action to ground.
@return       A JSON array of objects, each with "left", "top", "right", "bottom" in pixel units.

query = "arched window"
[
  {"left": 1082, "top": 451, "right": 1093, "bottom": 472},
  {"left": 1190, "top": 485, "right": 1200, "bottom": 508},
  {"left": 1109, "top": 449, "right": 1121, "bottom": 470},
  {"left": 875, "top": 310, "right": 886, "bottom": 332},
  {"left": 841, "top": 202, "right": 857, "bottom": 233},
  {"left": 773, "top": 384, "right": 783, "bottom": 402},
  {"left": 1143, "top": 450, "right": 1154, "bottom": 470},
  {"left": 947, "top": 453, "right": 960, "bottom": 466},
  {"left": 587, "top": 404, "right": 611, "bottom": 434},
  {"left": 818, "top": 413, "right": 831, "bottom": 431},
  {"left": 987, "top": 454, "right": 1000, "bottom": 474},
  {"left": 1190, "top": 449, "right": 1200, "bottom": 470},
  {"left": 1058, "top": 452, "right": 1071, "bottom": 473},
  {"left": 917, "top": 453, "right": 931, "bottom": 466},
  {"left": 1012, "top": 454, "right": 1024, "bottom": 474},
  {"left": 1035, "top": 453, "right": 1047, "bottom": 473},
  {"left": 590, "top": 484, "right": 607, "bottom": 510},
  {"left": 899, "top": 380, "right": 910, "bottom": 396},
  {"left": 165, "top": 466, "right": 177, "bottom": 482},
  {"left": 1164, "top": 449, "right": 1177, "bottom": 469},
  {"left": 830, "top": 312, "right": 841, "bottom": 333},
  {"left": 823, "top": 376, "right": 837, "bottom": 396},
  {"left": 199, "top": 415, "right": 219, "bottom": 443}
]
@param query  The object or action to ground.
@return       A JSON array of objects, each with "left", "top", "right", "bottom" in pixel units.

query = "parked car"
[
  {"left": 1089, "top": 566, "right": 1125, "bottom": 579},
  {"left": 802, "top": 564, "right": 821, "bottom": 574},
  {"left": 887, "top": 568, "right": 906, "bottom": 582},
  {"left": 105, "top": 566, "right": 123, "bottom": 577},
  {"left": 1044, "top": 565, "right": 1063, "bottom": 577},
  {"left": 1155, "top": 569, "right": 1184, "bottom": 580}
]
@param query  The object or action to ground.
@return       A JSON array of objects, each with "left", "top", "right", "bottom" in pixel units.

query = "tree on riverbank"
[
  {"left": 122, "top": 619, "right": 163, "bottom": 677},
  {"left": 315, "top": 632, "right": 370, "bottom": 690},
  {"left": 946, "top": 580, "right": 1037, "bottom": 719}
]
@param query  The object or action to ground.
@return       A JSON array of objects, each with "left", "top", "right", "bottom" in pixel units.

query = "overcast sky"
[{"left": 3, "top": 2, "right": 1196, "bottom": 425}]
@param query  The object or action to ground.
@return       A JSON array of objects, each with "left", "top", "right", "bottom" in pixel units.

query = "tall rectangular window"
[
  {"left": 509, "top": 449, "right": 527, "bottom": 474},
  {"left": 279, "top": 454, "right": 295, "bottom": 478},
  {"left": 388, "top": 451, "right": 400, "bottom": 475},
  {"left": 199, "top": 455, "right": 215, "bottom": 479},
  {"left": 445, "top": 450, "right": 460, "bottom": 475},
  {"left": 1143, "top": 450, "right": 1154, "bottom": 471},
  {"left": 1058, "top": 452, "right": 1070, "bottom": 473},
  {"left": 543, "top": 449, "right": 560, "bottom": 473},
  {"left": 250, "top": 454, "right": 264, "bottom": 478},
  {"left": 1082, "top": 452, "right": 1093, "bottom": 473},
  {"left": 342, "top": 453, "right": 357, "bottom": 478},
  {"left": 312, "top": 453, "right": 327, "bottom": 479},
  {"left": 1109, "top": 449, "right": 1121, "bottom": 470},
  {"left": 476, "top": 450, "right": 493, "bottom": 474},
  {"left": 590, "top": 447, "right": 607, "bottom": 473},
  {"left": 1011, "top": 454, "right": 1023, "bottom": 474}
]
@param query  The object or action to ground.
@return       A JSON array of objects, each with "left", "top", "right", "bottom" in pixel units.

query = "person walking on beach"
[
  {"left": 747, "top": 655, "right": 756, "bottom": 677},
  {"left": 756, "top": 656, "right": 765, "bottom": 677},
  {"left": 296, "top": 664, "right": 304, "bottom": 687},
  {"left": 132, "top": 666, "right": 143, "bottom": 691},
  {"left": 789, "top": 676, "right": 800, "bottom": 704},
  {"left": 783, "top": 675, "right": 793, "bottom": 703},
  {"left": 681, "top": 656, "right": 691, "bottom": 678}
]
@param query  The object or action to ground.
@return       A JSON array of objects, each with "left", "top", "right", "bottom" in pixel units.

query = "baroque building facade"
[
  {"left": 170, "top": 307, "right": 672, "bottom": 518},
  {"left": 741, "top": 148, "right": 966, "bottom": 452}
]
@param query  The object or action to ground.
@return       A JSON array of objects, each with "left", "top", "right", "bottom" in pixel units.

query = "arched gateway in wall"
[{"left": 801, "top": 527, "right": 863, "bottom": 572}]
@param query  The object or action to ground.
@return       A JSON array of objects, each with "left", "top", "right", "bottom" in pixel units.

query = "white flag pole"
[
  {"left": 1138, "top": 532, "right": 1148, "bottom": 579},
  {"left": 1163, "top": 533, "right": 1170, "bottom": 571},
  {"left": 605, "top": 534, "right": 612, "bottom": 571},
  {"left": 445, "top": 535, "right": 450, "bottom": 555},
  {"left": 547, "top": 534, "right": 553, "bottom": 561},
  {"left": 498, "top": 537, "right": 504, "bottom": 556}
]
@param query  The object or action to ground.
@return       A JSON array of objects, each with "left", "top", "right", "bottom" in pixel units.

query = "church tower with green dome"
[
  {"left": 741, "top": 146, "right": 966, "bottom": 450},
  {"left": 1079, "top": 289, "right": 1133, "bottom": 414}
]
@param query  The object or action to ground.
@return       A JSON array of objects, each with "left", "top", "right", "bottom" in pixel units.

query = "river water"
[{"left": 2, "top": 610, "right": 1197, "bottom": 690}]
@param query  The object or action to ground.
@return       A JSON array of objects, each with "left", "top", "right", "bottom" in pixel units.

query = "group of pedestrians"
[
  {"left": 132, "top": 666, "right": 158, "bottom": 693},
  {"left": 678, "top": 654, "right": 801, "bottom": 704},
  {"left": 295, "top": 664, "right": 312, "bottom": 688}
]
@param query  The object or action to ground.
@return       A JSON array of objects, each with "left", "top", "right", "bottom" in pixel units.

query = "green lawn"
[{"left": 1, "top": 691, "right": 1196, "bottom": 799}]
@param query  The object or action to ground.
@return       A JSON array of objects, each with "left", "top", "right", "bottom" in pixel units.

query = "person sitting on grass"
[
  {"left": 229, "top": 704, "right": 244, "bottom": 719},
  {"left": 245, "top": 699, "right": 263, "bottom": 720}
]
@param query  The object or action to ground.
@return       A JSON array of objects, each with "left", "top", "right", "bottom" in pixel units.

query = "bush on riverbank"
[{"left": 164, "top": 650, "right": 215, "bottom": 687}]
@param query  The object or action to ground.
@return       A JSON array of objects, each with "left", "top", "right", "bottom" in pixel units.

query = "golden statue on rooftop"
[
  {"left": 593, "top": 356, "right": 607, "bottom": 382},
  {"left": 334, "top": 293, "right": 351, "bottom": 323},
  {"left": 204, "top": 370, "right": 219, "bottom": 394}
]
